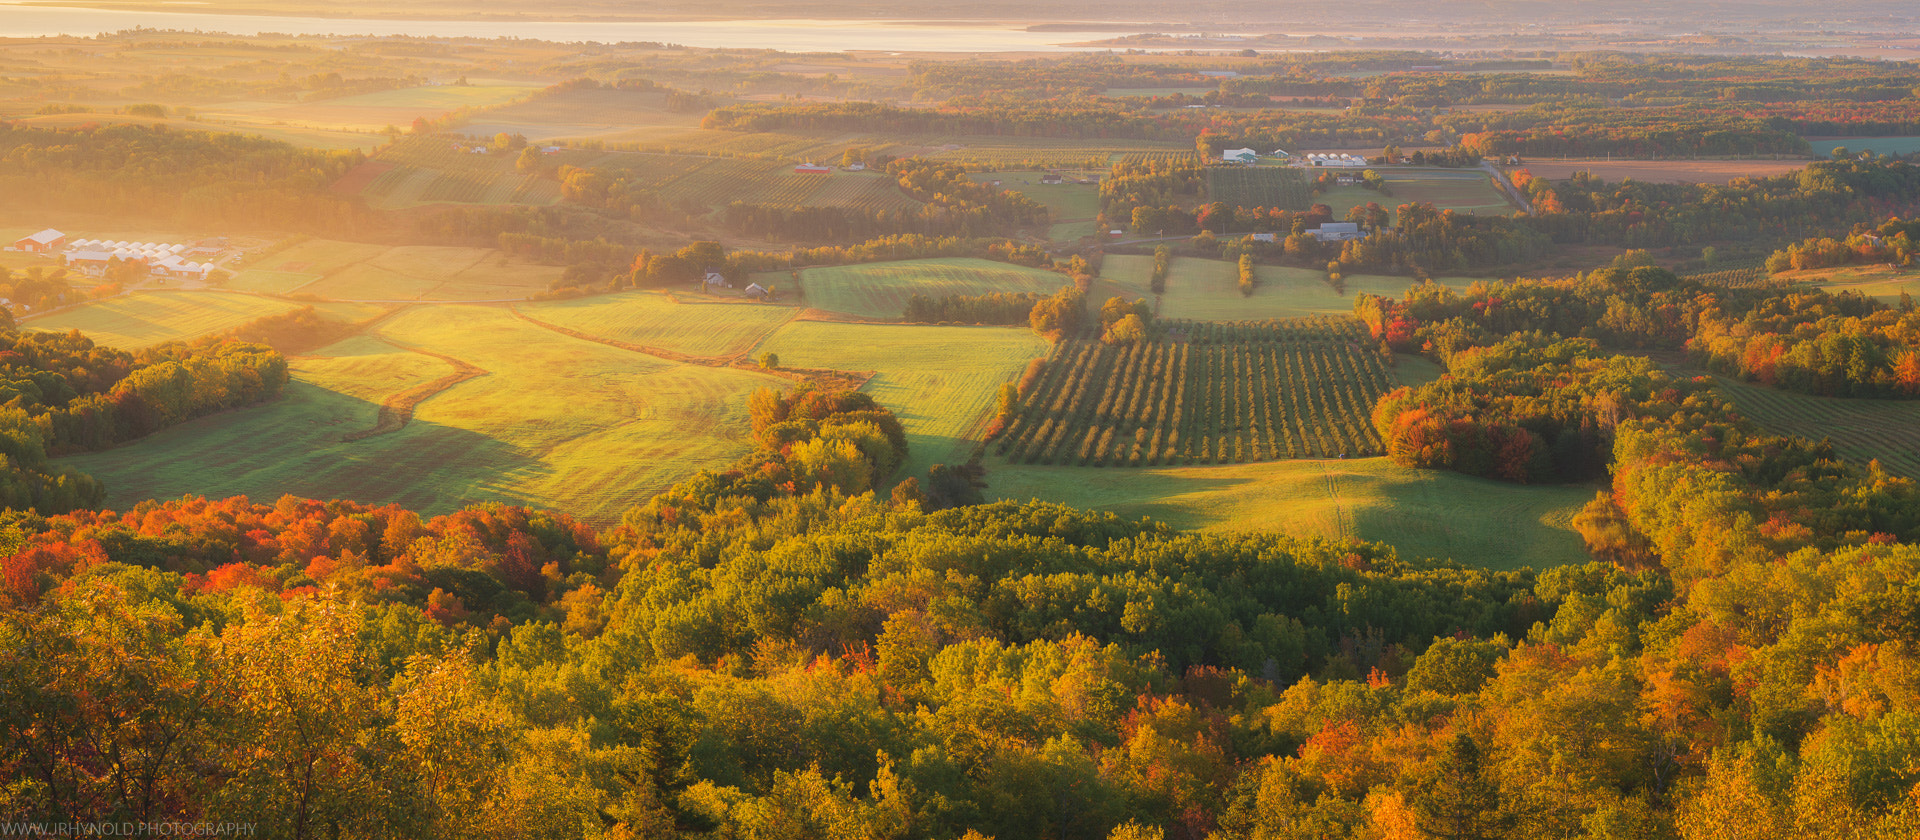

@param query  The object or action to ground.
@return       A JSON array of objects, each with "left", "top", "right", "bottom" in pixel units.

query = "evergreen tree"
[{"left": 1409, "top": 734, "right": 1513, "bottom": 840}]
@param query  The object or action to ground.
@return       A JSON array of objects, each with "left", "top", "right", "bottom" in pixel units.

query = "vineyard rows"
[
  {"left": 1206, "top": 166, "right": 1313, "bottom": 211},
  {"left": 997, "top": 316, "right": 1394, "bottom": 467},
  {"left": 1679, "top": 266, "right": 1790, "bottom": 289},
  {"left": 808, "top": 174, "right": 924, "bottom": 212},
  {"left": 1117, "top": 151, "right": 1205, "bottom": 166}
]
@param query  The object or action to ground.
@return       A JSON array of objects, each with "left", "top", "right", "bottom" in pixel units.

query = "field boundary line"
[
  {"left": 342, "top": 344, "right": 488, "bottom": 443},
  {"left": 508, "top": 305, "right": 869, "bottom": 389}
]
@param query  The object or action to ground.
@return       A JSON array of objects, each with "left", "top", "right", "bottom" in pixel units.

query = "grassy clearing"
[
  {"left": 800, "top": 258, "right": 1069, "bottom": 320},
  {"left": 226, "top": 269, "right": 322, "bottom": 295},
  {"left": 66, "top": 305, "right": 787, "bottom": 522},
  {"left": 243, "top": 238, "right": 390, "bottom": 276},
  {"left": 1381, "top": 170, "right": 1514, "bottom": 214},
  {"left": 24, "top": 291, "right": 302, "bottom": 348},
  {"left": 520, "top": 293, "right": 796, "bottom": 357},
  {"left": 266, "top": 242, "right": 562, "bottom": 301},
  {"left": 1783, "top": 264, "right": 1920, "bottom": 303},
  {"left": 293, "top": 336, "right": 457, "bottom": 402},
  {"left": 968, "top": 172, "right": 1101, "bottom": 240},
  {"left": 987, "top": 458, "right": 1594, "bottom": 571},
  {"left": 1715, "top": 376, "right": 1920, "bottom": 479},
  {"left": 1095, "top": 255, "right": 1437, "bottom": 321},
  {"left": 751, "top": 321, "right": 1048, "bottom": 481}
]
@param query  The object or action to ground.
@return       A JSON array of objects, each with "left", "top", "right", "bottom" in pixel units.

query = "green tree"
[
  {"left": 1408, "top": 734, "right": 1512, "bottom": 840},
  {"left": 516, "top": 146, "right": 543, "bottom": 174}
]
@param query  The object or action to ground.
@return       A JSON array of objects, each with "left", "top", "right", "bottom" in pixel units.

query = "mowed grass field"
[
  {"left": 750, "top": 321, "right": 1048, "bottom": 481},
  {"left": 1381, "top": 170, "right": 1513, "bottom": 214},
  {"left": 23, "top": 291, "right": 303, "bottom": 348},
  {"left": 519, "top": 293, "right": 796, "bottom": 357},
  {"left": 800, "top": 258, "right": 1069, "bottom": 320},
  {"left": 1094, "top": 255, "right": 1442, "bottom": 320},
  {"left": 1715, "top": 376, "right": 1920, "bottom": 479},
  {"left": 967, "top": 172, "right": 1102, "bottom": 240},
  {"left": 988, "top": 458, "right": 1595, "bottom": 571},
  {"left": 65, "top": 305, "right": 788, "bottom": 522},
  {"left": 231, "top": 239, "right": 563, "bottom": 301},
  {"left": 1780, "top": 264, "right": 1920, "bottom": 304}
]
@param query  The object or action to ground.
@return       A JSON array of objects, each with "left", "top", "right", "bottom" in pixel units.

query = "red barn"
[{"left": 13, "top": 229, "right": 65, "bottom": 253}]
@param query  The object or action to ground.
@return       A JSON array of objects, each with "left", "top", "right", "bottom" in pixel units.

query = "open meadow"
[
  {"left": 1378, "top": 169, "right": 1513, "bottom": 214},
  {"left": 968, "top": 172, "right": 1102, "bottom": 240},
  {"left": 799, "top": 258, "right": 1069, "bottom": 320},
  {"left": 519, "top": 293, "right": 796, "bottom": 358},
  {"left": 1777, "top": 263, "right": 1920, "bottom": 303},
  {"left": 987, "top": 457, "right": 1594, "bottom": 571},
  {"left": 21, "top": 291, "right": 305, "bottom": 348},
  {"left": 64, "top": 304, "right": 787, "bottom": 521},
  {"left": 229, "top": 238, "right": 564, "bottom": 300},
  {"left": 749, "top": 320, "right": 1048, "bottom": 480},
  {"left": 1094, "top": 254, "right": 1439, "bottom": 320}
]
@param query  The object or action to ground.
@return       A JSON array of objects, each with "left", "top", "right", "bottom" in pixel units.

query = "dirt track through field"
[
  {"left": 341, "top": 345, "right": 487, "bottom": 442},
  {"left": 508, "top": 306, "right": 869, "bottom": 389}
]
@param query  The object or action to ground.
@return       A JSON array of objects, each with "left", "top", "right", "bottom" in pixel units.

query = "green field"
[
  {"left": 799, "top": 258, "right": 1070, "bottom": 320},
  {"left": 519, "top": 293, "right": 796, "bottom": 358},
  {"left": 750, "top": 321, "right": 1048, "bottom": 481},
  {"left": 1786, "top": 264, "right": 1920, "bottom": 303},
  {"left": 65, "top": 305, "right": 788, "bottom": 522},
  {"left": 1714, "top": 376, "right": 1920, "bottom": 479},
  {"left": 226, "top": 269, "right": 323, "bottom": 295},
  {"left": 988, "top": 458, "right": 1595, "bottom": 571},
  {"left": 968, "top": 172, "right": 1102, "bottom": 240},
  {"left": 23, "top": 291, "right": 302, "bottom": 348},
  {"left": 240, "top": 240, "right": 563, "bottom": 301},
  {"left": 1382, "top": 170, "right": 1514, "bottom": 215},
  {"left": 1094, "top": 255, "right": 1441, "bottom": 321}
]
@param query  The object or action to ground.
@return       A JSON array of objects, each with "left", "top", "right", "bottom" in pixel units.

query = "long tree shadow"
[{"left": 58, "top": 381, "right": 554, "bottom": 518}]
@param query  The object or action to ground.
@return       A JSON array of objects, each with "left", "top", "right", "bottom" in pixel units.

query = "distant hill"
[{"left": 64, "top": 0, "right": 1920, "bottom": 26}]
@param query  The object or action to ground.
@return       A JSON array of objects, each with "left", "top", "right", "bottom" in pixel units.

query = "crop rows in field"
[
  {"left": 1206, "top": 166, "right": 1312, "bottom": 210},
  {"left": 657, "top": 158, "right": 795, "bottom": 207},
  {"left": 1716, "top": 377, "right": 1920, "bottom": 479},
  {"left": 998, "top": 316, "right": 1392, "bottom": 467},
  {"left": 379, "top": 137, "right": 516, "bottom": 174},
  {"left": 587, "top": 152, "right": 715, "bottom": 188},
  {"left": 808, "top": 174, "right": 922, "bottom": 212},
  {"left": 1118, "top": 151, "right": 1204, "bottom": 166},
  {"left": 1680, "top": 266, "right": 1789, "bottom": 289}
]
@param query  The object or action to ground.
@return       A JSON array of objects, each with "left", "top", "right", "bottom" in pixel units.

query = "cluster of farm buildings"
[
  {"left": 1221, "top": 148, "right": 1369, "bottom": 167},
  {"left": 8, "top": 229, "right": 224, "bottom": 279}
]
